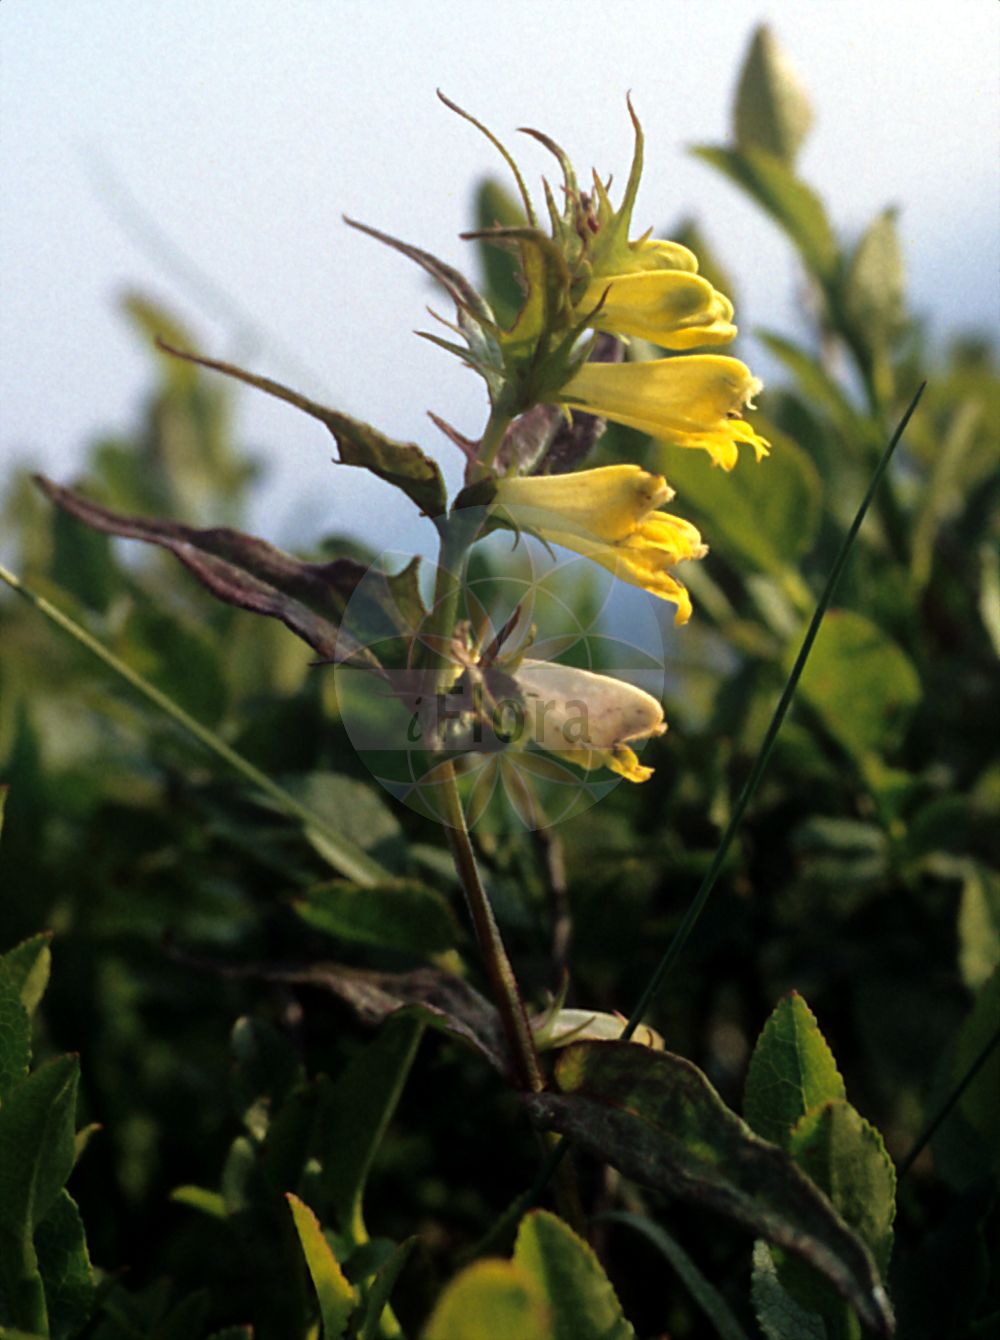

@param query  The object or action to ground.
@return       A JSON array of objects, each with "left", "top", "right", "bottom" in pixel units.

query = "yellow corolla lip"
[
  {"left": 559, "top": 354, "right": 770, "bottom": 471},
  {"left": 514, "top": 658, "right": 666, "bottom": 784},
  {"left": 579, "top": 270, "right": 737, "bottom": 350},
  {"left": 492, "top": 464, "right": 706, "bottom": 623}
]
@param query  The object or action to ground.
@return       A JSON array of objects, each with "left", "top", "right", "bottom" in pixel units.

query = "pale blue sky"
[{"left": 2, "top": 0, "right": 997, "bottom": 561}]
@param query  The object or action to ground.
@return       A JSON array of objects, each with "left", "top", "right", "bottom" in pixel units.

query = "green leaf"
[
  {"left": 513, "top": 1210, "right": 635, "bottom": 1340},
  {"left": 286, "top": 1193, "right": 357, "bottom": 1340},
  {"left": 34, "top": 1190, "right": 93, "bottom": 1340},
  {"left": 599, "top": 1212, "right": 750, "bottom": 1340},
  {"left": 0, "top": 1056, "right": 79, "bottom": 1238},
  {"left": 168, "top": 1185, "right": 228, "bottom": 1220},
  {"left": 692, "top": 145, "right": 838, "bottom": 283},
  {"left": 734, "top": 25, "right": 814, "bottom": 164},
  {"left": 295, "top": 879, "right": 461, "bottom": 955},
  {"left": 0, "top": 976, "right": 31, "bottom": 1105},
  {"left": 841, "top": 210, "right": 905, "bottom": 351},
  {"left": 744, "top": 993, "right": 847, "bottom": 1149},
  {"left": 320, "top": 1016, "right": 423, "bottom": 1244},
  {"left": 771, "top": 1101, "right": 896, "bottom": 1339},
  {"left": 359, "top": 1237, "right": 416, "bottom": 1340},
  {"left": 157, "top": 343, "right": 448, "bottom": 517},
  {"left": 752, "top": 1240, "right": 826, "bottom": 1340},
  {"left": 953, "top": 967, "right": 1000, "bottom": 1166},
  {"left": 652, "top": 424, "right": 821, "bottom": 574},
  {"left": 790, "top": 1101, "right": 896, "bottom": 1277},
  {"left": 795, "top": 609, "right": 921, "bottom": 759},
  {"left": 527, "top": 1042, "right": 893, "bottom": 1338},
  {"left": 421, "top": 1259, "right": 552, "bottom": 1340},
  {"left": 0, "top": 936, "right": 52, "bottom": 1021},
  {"left": 958, "top": 864, "right": 1000, "bottom": 990}
]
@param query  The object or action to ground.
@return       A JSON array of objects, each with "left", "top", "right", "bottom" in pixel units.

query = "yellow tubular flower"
[
  {"left": 514, "top": 658, "right": 666, "bottom": 784},
  {"left": 492, "top": 464, "right": 706, "bottom": 624},
  {"left": 579, "top": 270, "right": 737, "bottom": 349},
  {"left": 560, "top": 354, "right": 770, "bottom": 471}
]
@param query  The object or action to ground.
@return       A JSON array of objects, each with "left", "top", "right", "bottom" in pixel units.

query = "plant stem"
[
  {"left": 473, "top": 410, "right": 513, "bottom": 473},
  {"left": 0, "top": 562, "right": 388, "bottom": 887},
  {"left": 437, "top": 759, "right": 543, "bottom": 1094}
]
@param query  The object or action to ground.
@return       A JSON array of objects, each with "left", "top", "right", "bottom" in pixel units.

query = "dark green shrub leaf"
[
  {"left": 0, "top": 977, "right": 30, "bottom": 1105},
  {"left": 475, "top": 178, "right": 528, "bottom": 329},
  {"left": 0, "top": 935, "right": 51, "bottom": 1021},
  {"left": 286, "top": 1193, "right": 357, "bottom": 1340},
  {"left": 0, "top": 1056, "right": 79, "bottom": 1240},
  {"left": 734, "top": 26, "right": 814, "bottom": 165},
  {"left": 34, "top": 1190, "right": 94, "bottom": 1340},
  {"left": 752, "top": 1239, "right": 826, "bottom": 1340},
  {"left": 513, "top": 1209, "right": 636, "bottom": 1340},
  {"left": 958, "top": 865, "right": 1000, "bottom": 990},
  {"left": 795, "top": 609, "right": 921, "bottom": 759},
  {"left": 953, "top": 967, "right": 1000, "bottom": 1171},
  {"left": 295, "top": 878, "right": 461, "bottom": 954},
  {"left": 744, "top": 992, "right": 846, "bottom": 1149},
  {"left": 790, "top": 1101, "right": 896, "bottom": 1277},
  {"left": 527, "top": 1042, "right": 893, "bottom": 1337},
  {"left": 319, "top": 1015, "right": 423, "bottom": 1244}
]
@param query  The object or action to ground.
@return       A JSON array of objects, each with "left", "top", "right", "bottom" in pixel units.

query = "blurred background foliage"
[{"left": 1, "top": 25, "right": 997, "bottom": 1340}]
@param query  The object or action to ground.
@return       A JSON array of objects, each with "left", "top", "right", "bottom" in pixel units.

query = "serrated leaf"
[
  {"left": 527, "top": 1041, "right": 894, "bottom": 1337},
  {"left": 796, "top": 609, "right": 921, "bottom": 759},
  {"left": 421, "top": 1259, "right": 552, "bottom": 1340},
  {"left": 692, "top": 145, "right": 838, "bottom": 283},
  {"left": 295, "top": 878, "right": 461, "bottom": 955},
  {"left": 0, "top": 935, "right": 51, "bottom": 1020},
  {"left": 790, "top": 1101, "right": 896, "bottom": 1277},
  {"left": 752, "top": 1240, "right": 826, "bottom": 1340},
  {"left": 652, "top": 424, "right": 821, "bottom": 574},
  {"left": 513, "top": 1210, "right": 635, "bottom": 1340},
  {"left": 286, "top": 1193, "right": 357, "bottom": 1340},
  {"left": 157, "top": 343, "right": 448, "bottom": 517},
  {"left": 0, "top": 1056, "right": 79, "bottom": 1239},
  {"left": 34, "top": 1190, "right": 93, "bottom": 1340},
  {"left": 745, "top": 993, "right": 847, "bottom": 1149},
  {"left": 0, "top": 976, "right": 31, "bottom": 1105},
  {"left": 734, "top": 26, "right": 814, "bottom": 164},
  {"left": 320, "top": 1016, "right": 423, "bottom": 1244}
]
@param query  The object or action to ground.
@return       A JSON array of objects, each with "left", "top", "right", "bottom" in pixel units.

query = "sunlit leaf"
[
  {"left": 513, "top": 1210, "right": 635, "bottom": 1340},
  {"left": 422, "top": 1259, "right": 551, "bottom": 1340},
  {"left": 744, "top": 993, "right": 846, "bottom": 1150},
  {"left": 286, "top": 1193, "right": 357, "bottom": 1340}
]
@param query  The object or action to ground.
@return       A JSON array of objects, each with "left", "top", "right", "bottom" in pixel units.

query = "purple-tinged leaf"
[
  {"left": 526, "top": 1042, "right": 894, "bottom": 1337},
  {"left": 35, "top": 476, "right": 384, "bottom": 667},
  {"left": 155, "top": 342, "right": 448, "bottom": 517},
  {"left": 268, "top": 962, "right": 510, "bottom": 1080}
]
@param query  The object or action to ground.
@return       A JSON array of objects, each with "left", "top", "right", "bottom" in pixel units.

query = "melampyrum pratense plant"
[{"left": 2, "top": 25, "right": 997, "bottom": 1340}]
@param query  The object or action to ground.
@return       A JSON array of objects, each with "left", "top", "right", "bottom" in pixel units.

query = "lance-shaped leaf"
[
  {"left": 156, "top": 342, "right": 448, "bottom": 517},
  {"left": 264, "top": 962, "right": 509, "bottom": 1080},
  {"left": 34, "top": 477, "right": 424, "bottom": 669},
  {"left": 734, "top": 25, "right": 814, "bottom": 165},
  {"left": 526, "top": 1042, "right": 894, "bottom": 1337}
]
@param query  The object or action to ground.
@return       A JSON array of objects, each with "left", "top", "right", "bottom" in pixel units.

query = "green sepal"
[{"left": 157, "top": 342, "right": 448, "bottom": 517}]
